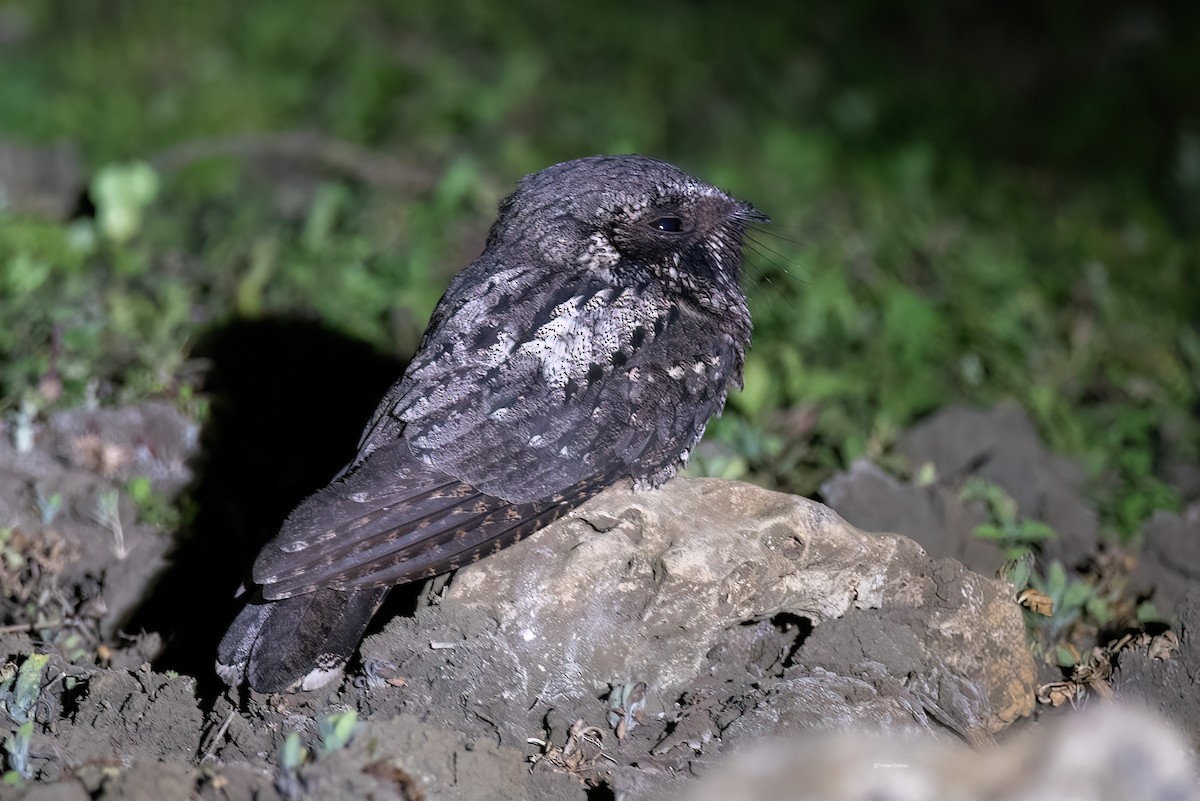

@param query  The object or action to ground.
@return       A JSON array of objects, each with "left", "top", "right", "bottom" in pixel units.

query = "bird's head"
[{"left": 486, "top": 155, "right": 768, "bottom": 305}]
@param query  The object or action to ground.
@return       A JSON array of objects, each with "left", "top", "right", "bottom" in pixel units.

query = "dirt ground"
[{"left": 1, "top": 351, "right": 1197, "bottom": 799}]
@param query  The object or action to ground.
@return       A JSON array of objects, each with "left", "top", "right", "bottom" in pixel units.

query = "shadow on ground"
[{"left": 126, "top": 316, "right": 412, "bottom": 702}]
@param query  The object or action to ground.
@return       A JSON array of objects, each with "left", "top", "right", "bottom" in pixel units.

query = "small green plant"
[
  {"left": 274, "top": 709, "right": 358, "bottom": 799},
  {"left": 1030, "top": 561, "right": 1114, "bottom": 666},
  {"left": 960, "top": 478, "right": 1056, "bottom": 559},
  {"left": 92, "top": 489, "right": 128, "bottom": 559},
  {"left": 275, "top": 731, "right": 309, "bottom": 800},
  {"left": 0, "top": 653, "right": 50, "bottom": 783},
  {"left": 57, "top": 633, "right": 88, "bottom": 664},
  {"left": 125, "top": 476, "right": 180, "bottom": 529},
  {"left": 996, "top": 551, "right": 1036, "bottom": 594},
  {"left": 0, "top": 528, "right": 23, "bottom": 574},
  {"left": 960, "top": 479, "right": 1123, "bottom": 662},
  {"left": 10, "top": 399, "right": 36, "bottom": 455},
  {"left": 280, "top": 731, "right": 307, "bottom": 770},
  {"left": 34, "top": 491, "right": 62, "bottom": 527},
  {"left": 317, "top": 709, "right": 358, "bottom": 754},
  {"left": 91, "top": 162, "right": 160, "bottom": 245}
]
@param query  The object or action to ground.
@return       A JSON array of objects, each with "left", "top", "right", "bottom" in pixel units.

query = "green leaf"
[
  {"left": 2, "top": 253, "right": 51, "bottom": 298},
  {"left": 280, "top": 731, "right": 307, "bottom": 771},
  {"left": 998, "top": 558, "right": 1032, "bottom": 590},
  {"left": 91, "top": 162, "right": 160, "bottom": 243},
  {"left": 914, "top": 462, "right": 937, "bottom": 487},
  {"left": 1085, "top": 596, "right": 1111, "bottom": 624},
  {"left": 1055, "top": 644, "right": 1078, "bottom": 668},
  {"left": 1136, "top": 602, "right": 1163, "bottom": 624},
  {"left": 12, "top": 654, "right": 49, "bottom": 723},
  {"left": 1015, "top": 521, "right": 1056, "bottom": 541},
  {"left": 318, "top": 710, "right": 358, "bottom": 753},
  {"left": 1060, "top": 580, "right": 1093, "bottom": 612},
  {"left": 1040, "top": 562, "right": 1069, "bottom": 595},
  {"left": 972, "top": 523, "right": 1007, "bottom": 541}
]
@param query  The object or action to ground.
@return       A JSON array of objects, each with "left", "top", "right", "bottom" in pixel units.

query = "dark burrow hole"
[{"left": 707, "top": 613, "right": 813, "bottom": 678}]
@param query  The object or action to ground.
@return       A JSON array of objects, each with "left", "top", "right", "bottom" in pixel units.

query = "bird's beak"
[{"left": 733, "top": 203, "right": 770, "bottom": 225}]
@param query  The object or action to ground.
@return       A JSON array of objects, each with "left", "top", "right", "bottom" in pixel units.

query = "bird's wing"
[
  {"left": 251, "top": 438, "right": 606, "bottom": 598},
  {"left": 253, "top": 259, "right": 742, "bottom": 597},
  {"left": 359, "top": 259, "right": 744, "bottom": 502}
]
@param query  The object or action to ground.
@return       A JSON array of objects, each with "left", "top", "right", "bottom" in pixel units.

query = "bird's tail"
[{"left": 216, "top": 585, "right": 389, "bottom": 693}]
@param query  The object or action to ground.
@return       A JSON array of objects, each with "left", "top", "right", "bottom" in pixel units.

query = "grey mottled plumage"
[{"left": 217, "top": 155, "right": 767, "bottom": 692}]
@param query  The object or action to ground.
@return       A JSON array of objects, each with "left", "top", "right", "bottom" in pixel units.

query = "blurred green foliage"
[{"left": 0, "top": 0, "right": 1196, "bottom": 540}]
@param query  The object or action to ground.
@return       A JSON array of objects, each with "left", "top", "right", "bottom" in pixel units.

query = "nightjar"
[{"left": 217, "top": 155, "right": 768, "bottom": 692}]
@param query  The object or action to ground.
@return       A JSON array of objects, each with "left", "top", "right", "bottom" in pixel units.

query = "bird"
[{"left": 216, "top": 154, "right": 768, "bottom": 692}]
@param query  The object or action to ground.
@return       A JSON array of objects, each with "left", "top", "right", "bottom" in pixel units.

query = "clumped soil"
[{"left": 0, "top": 389, "right": 1196, "bottom": 800}]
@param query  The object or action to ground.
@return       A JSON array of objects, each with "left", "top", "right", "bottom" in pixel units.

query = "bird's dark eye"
[{"left": 649, "top": 216, "right": 684, "bottom": 233}]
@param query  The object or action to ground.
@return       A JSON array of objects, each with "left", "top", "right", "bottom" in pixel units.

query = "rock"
[
  {"left": 1158, "top": 410, "right": 1200, "bottom": 504},
  {"left": 821, "top": 459, "right": 1002, "bottom": 575},
  {"left": 1115, "top": 589, "right": 1200, "bottom": 748},
  {"left": 362, "top": 478, "right": 1036, "bottom": 759},
  {"left": 684, "top": 704, "right": 1200, "bottom": 801},
  {"left": 707, "top": 667, "right": 942, "bottom": 742},
  {"left": 1131, "top": 507, "right": 1200, "bottom": 618},
  {"left": 895, "top": 404, "right": 1099, "bottom": 567},
  {"left": 1162, "top": 462, "right": 1200, "bottom": 504}
]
